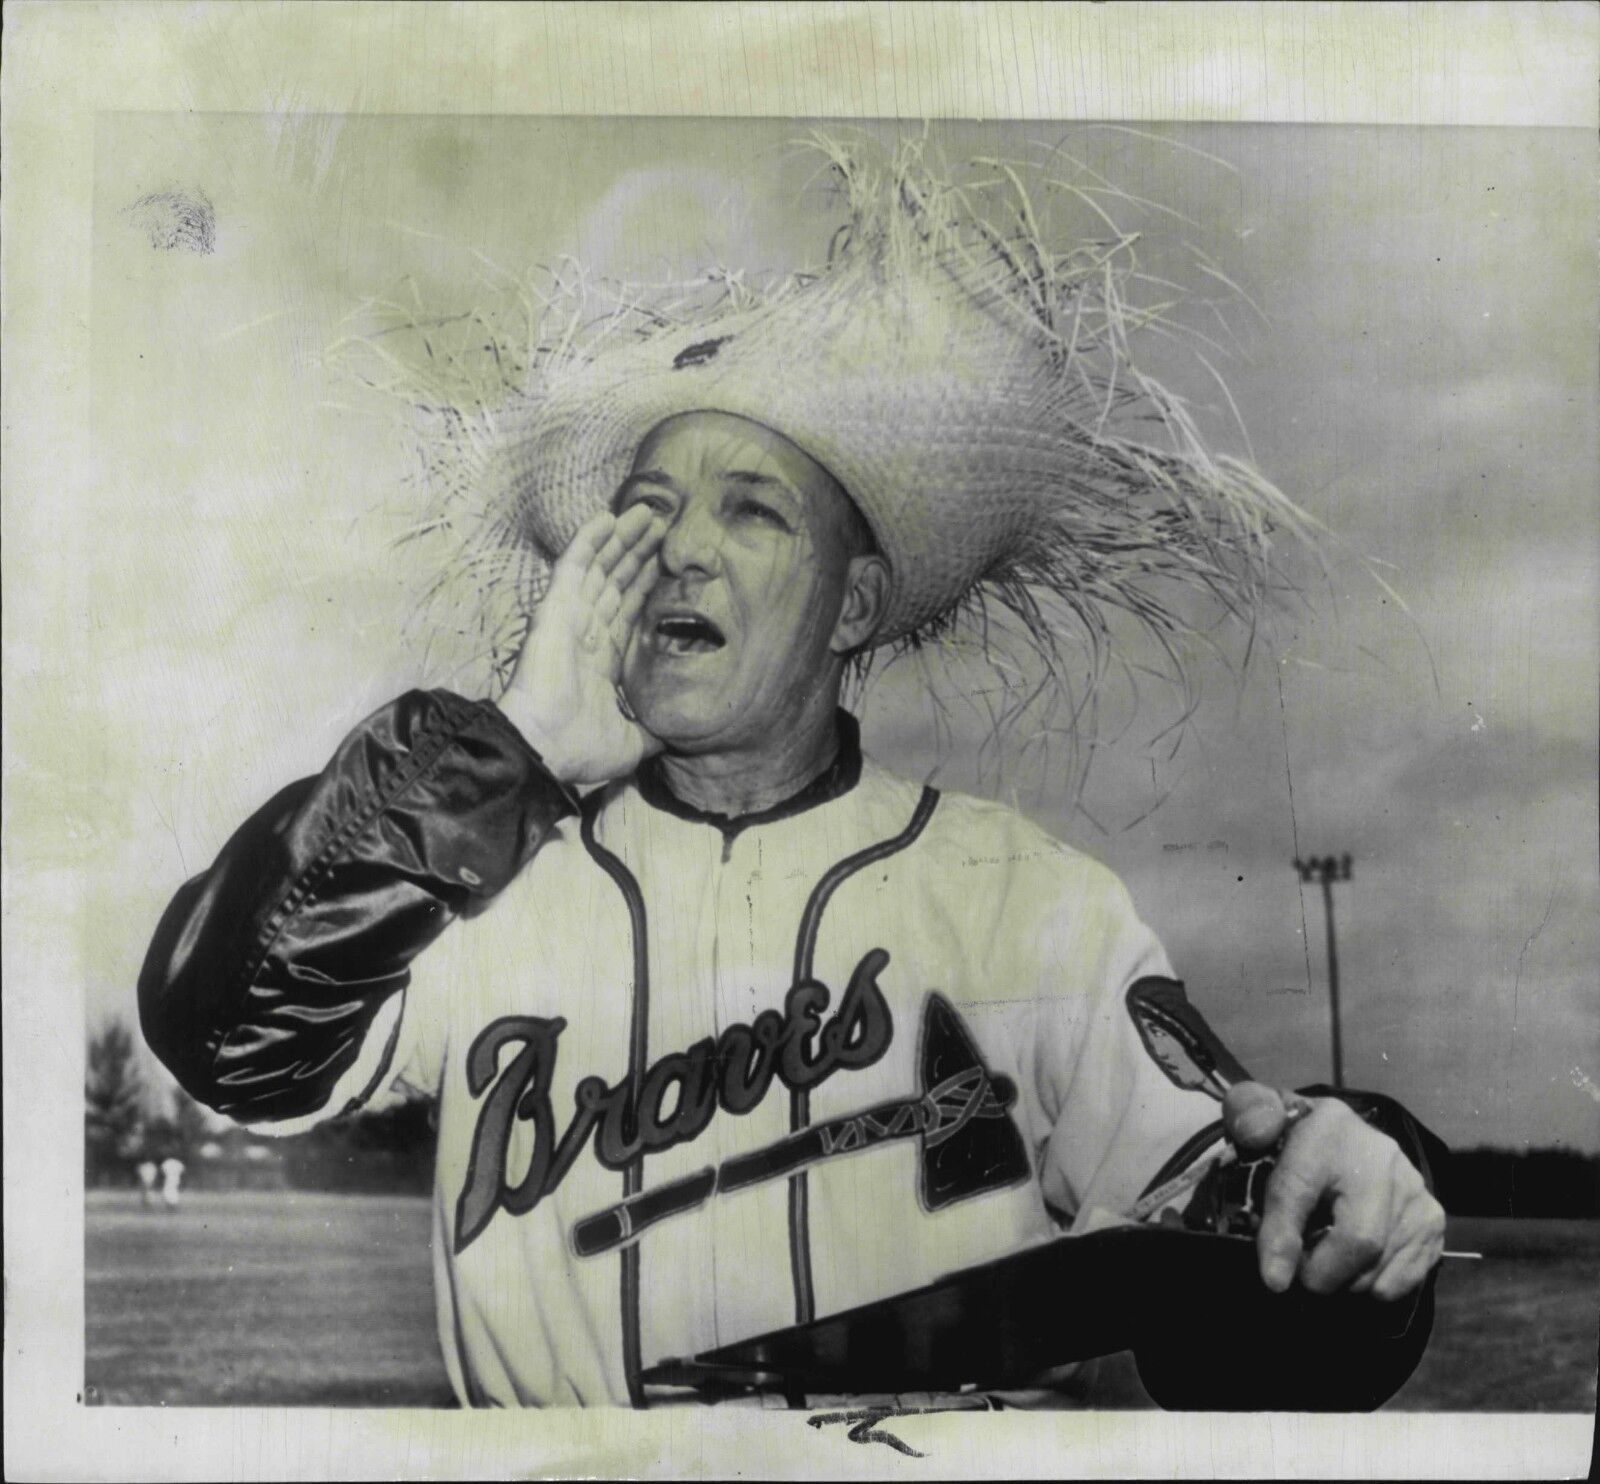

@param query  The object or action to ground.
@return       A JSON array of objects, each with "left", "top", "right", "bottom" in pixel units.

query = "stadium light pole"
[{"left": 1295, "top": 853, "right": 1353, "bottom": 1089}]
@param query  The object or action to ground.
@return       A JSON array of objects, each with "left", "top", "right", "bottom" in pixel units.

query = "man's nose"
[{"left": 658, "top": 500, "right": 724, "bottom": 578}]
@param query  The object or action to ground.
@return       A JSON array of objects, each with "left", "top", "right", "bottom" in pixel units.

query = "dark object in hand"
[
  {"left": 642, "top": 1224, "right": 1431, "bottom": 1410},
  {"left": 1133, "top": 1084, "right": 1447, "bottom": 1410}
]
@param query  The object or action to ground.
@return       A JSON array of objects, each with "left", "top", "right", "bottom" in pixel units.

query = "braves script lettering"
[{"left": 455, "top": 949, "right": 895, "bottom": 1251}]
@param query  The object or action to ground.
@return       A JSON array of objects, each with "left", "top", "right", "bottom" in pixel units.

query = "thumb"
[{"left": 1222, "top": 1081, "right": 1288, "bottom": 1153}]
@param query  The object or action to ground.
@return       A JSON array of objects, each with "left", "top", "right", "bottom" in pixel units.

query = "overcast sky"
[{"left": 56, "top": 114, "right": 1596, "bottom": 1152}]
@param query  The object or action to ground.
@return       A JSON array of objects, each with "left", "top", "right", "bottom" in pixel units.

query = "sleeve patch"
[{"left": 1124, "top": 977, "right": 1251, "bottom": 1099}]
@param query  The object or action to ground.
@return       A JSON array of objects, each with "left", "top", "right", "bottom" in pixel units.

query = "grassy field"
[
  {"left": 86, "top": 1191, "right": 451, "bottom": 1407},
  {"left": 86, "top": 1193, "right": 1598, "bottom": 1411}
]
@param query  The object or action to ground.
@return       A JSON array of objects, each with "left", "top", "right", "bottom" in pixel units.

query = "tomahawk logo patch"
[{"left": 916, "top": 993, "right": 1032, "bottom": 1210}]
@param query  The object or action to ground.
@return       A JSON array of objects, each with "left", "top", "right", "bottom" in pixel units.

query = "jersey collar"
[{"left": 634, "top": 710, "right": 864, "bottom": 842}]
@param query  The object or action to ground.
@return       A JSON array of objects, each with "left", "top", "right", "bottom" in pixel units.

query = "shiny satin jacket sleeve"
[{"left": 138, "top": 689, "right": 577, "bottom": 1124}]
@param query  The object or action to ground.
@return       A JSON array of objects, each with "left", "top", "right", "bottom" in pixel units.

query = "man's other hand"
[
  {"left": 499, "top": 506, "right": 666, "bottom": 785},
  {"left": 1222, "top": 1082, "right": 1446, "bottom": 1301}
]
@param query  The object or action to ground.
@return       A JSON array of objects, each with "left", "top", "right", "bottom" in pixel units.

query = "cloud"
[{"left": 576, "top": 167, "right": 765, "bottom": 284}]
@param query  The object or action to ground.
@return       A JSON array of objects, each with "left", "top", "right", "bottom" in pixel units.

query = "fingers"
[
  {"left": 592, "top": 537, "right": 663, "bottom": 629},
  {"left": 611, "top": 555, "right": 661, "bottom": 641},
  {"left": 606, "top": 519, "right": 666, "bottom": 600},
  {"left": 1254, "top": 1100, "right": 1443, "bottom": 1301},
  {"left": 1223, "top": 1082, "right": 1289, "bottom": 1153},
  {"left": 1369, "top": 1184, "right": 1446, "bottom": 1302},
  {"left": 543, "top": 510, "right": 614, "bottom": 604},
  {"left": 579, "top": 506, "right": 664, "bottom": 602},
  {"left": 598, "top": 503, "right": 666, "bottom": 578},
  {"left": 1254, "top": 1099, "right": 1375, "bottom": 1292},
  {"left": 550, "top": 507, "right": 662, "bottom": 597},
  {"left": 547, "top": 510, "right": 665, "bottom": 652},
  {"left": 1255, "top": 1135, "right": 1321, "bottom": 1292},
  {"left": 1371, "top": 1239, "right": 1442, "bottom": 1303},
  {"left": 1297, "top": 1149, "right": 1395, "bottom": 1295}
]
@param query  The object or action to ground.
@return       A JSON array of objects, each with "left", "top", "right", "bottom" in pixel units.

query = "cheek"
[{"left": 737, "top": 561, "right": 837, "bottom": 668}]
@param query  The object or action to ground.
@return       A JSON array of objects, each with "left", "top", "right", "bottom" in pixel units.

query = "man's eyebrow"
[{"left": 723, "top": 470, "right": 799, "bottom": 500}]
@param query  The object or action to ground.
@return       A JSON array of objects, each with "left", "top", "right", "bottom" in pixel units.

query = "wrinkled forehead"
[{"left": 631, "top": 410, "right": 830, "bottom": 494}]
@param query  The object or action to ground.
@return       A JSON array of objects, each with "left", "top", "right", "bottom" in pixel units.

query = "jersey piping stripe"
[
  {"left": 785, "top": 785, "right": 941, "bottom": 1329},
  {"left": 579, "top": 794, "right": 651, "bottom": 1409},
  {"left": 438, "top": 1214, "right": 487, "bottom": 1407}
]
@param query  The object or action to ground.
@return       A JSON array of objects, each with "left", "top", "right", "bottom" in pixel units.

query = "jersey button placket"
[
  {"left": 706, "top": 826, "right": 731, "bottom": 1348},
  {"left": 709, "top": 824, "right": 763, "bottom": 1350}
]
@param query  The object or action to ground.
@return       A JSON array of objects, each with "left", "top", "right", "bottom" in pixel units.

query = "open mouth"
[{"left": 652, "top": 613, "right": 727, "bottom": 656}]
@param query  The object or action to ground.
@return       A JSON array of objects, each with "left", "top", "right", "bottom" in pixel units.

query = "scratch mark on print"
[
  {"left": 1511, "top": 883, "right": 1559, "bottom": 1027},
  {"left": 1504, "top": 882, "right": 1560, "bottom": 1114}
]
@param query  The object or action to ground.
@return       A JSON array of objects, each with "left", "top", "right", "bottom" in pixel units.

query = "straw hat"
[{"left": 375, "top": 133, "right": 1308, "bottom": 752}]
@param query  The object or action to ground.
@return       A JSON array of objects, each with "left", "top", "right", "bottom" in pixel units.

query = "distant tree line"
[
  {"left": 86, "top": 1017, "right": 434, "bottom": 1194},
  {"left": 1436, "top": 1146, "right": 1600, "bottom": 1219},
  {"left": 87, "top": 1019, "right": 209, "bottom": 1183},
  {"left": 90, "top": 1020, "right": 1598, "bottom": 1212},
  {"left": 276, "top": 1099, "right": 436, "bottom": 1195}
]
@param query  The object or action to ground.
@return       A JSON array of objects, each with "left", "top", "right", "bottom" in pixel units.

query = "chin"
[{"left": 626, "top": 681, "right": 744, "bottom": 755}]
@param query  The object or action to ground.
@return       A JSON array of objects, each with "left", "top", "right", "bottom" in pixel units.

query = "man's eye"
[
  {"left": 738, "top": 500, "right": 789, "bottom": 529},
  {"left": 623, "top": 491, "right": 673, "bottom": 516}
]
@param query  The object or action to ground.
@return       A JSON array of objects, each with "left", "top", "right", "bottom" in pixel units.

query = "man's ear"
[{"left": 831, "top": 554, "right": 891, "bottom": 656}]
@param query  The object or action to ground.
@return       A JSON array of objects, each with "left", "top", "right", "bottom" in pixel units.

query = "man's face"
[{"left": 615, "top": 410, "right": 872, "bottom": 754}]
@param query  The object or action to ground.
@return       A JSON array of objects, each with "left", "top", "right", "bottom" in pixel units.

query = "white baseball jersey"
[{"left": 282, "top": 745, "right": 1216, "bottom": 1406}]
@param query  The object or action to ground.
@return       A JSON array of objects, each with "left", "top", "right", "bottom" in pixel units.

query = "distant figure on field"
[
  {"left": 159, "top": 1155, "right": 185, "bottom": 1210},
  {"left": 136, "top": 1159, "right": 160, "bottom": 1209}
]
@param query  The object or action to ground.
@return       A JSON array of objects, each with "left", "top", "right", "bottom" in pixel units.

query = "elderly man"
[{"left": 139, "top": 144, "right": 1445, "bottom": 1410}]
